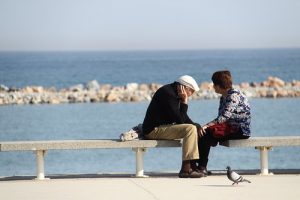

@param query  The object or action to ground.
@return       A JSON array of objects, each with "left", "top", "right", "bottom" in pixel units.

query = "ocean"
[
  {"left": 1, "top": 49, "right": 300, "bottom": 88},
  {"left": 0, "top": 49, "right": 300, "bottom": 176}
]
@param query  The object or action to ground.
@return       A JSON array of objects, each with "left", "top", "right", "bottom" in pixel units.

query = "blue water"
[
  {"left": 0, "top": 99, "right": 299, "bottom": 176},
  {"left": 1, "top": 49, "right": 300, "bottom": 88},
  {"left": 0, "top": 49, "right": 300, "bottom": 176}
]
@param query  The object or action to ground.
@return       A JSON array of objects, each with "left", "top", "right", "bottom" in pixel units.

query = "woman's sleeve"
[{"left": 215, "top": 93, "right": 240, "bottom": 123}]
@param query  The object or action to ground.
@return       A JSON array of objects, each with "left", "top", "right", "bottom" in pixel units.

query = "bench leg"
[
  {"left": 132, "top": 148, "right": 148, "bottom": 178},
  {"left": 35, "top": 150, "right": 47, "bottom": 180},
  {"left": 256, "top": 146, "right": 273, "bottom": 175}
]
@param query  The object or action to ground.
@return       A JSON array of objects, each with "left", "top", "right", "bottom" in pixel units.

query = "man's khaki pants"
[{"left": 145, "top": 124, "right": 199, "bottom": 161}]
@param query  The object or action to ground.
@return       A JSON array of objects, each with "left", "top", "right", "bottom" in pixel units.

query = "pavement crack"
[{"left": 128, "top": 179, "right": 161, "bottom": 200}]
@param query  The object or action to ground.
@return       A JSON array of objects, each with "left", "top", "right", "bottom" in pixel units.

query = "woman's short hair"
[{"left": 211, "top": 70, "right": 232, "bottom": 89}]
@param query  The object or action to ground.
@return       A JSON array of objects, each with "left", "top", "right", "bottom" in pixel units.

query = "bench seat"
[
  {"left": 0, "top": 139, "right": 181, "bottom": 151},
  {"left": 220, "top": 136, "right": 300, "bottom": 147},
  {"left": 0, "top": 139, "right": 181, "bottom": 180},
  {"left": 220, "top": 136, "right": 300, "bottom": 175},
  {"left": 1, "top": 136, "right": 299, "bottom": 179}
]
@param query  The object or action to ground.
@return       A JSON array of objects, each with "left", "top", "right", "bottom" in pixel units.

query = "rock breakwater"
[{"left": 1, "top": 77, "right": 300, "bottom": 106}]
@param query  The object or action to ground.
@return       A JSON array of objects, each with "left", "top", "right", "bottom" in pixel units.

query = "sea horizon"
[
  {"left": 1, "top": 48, "right": 300, "bottom": 88},
  {"left": 0, "top": 47, "right": 300, "bottom": 53}
]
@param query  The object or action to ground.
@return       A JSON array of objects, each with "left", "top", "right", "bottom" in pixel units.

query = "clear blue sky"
[{"left": 0, "top": 0, "right": 299, "bottom": 51}]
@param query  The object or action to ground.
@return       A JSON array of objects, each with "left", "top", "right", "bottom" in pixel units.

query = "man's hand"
[
  {"left": 198, "top": 124, "right": 210, "bottom": 137},
  {"left": 198, "top": 126, "right": 207, "bottom": 137},
  {"left": 177, "top": 85, "right": 188, "bottom": 104}
]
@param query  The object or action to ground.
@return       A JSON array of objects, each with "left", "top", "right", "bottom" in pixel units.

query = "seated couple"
[{"left": 142, "top": 71, "right": 251, "bottom": 178}]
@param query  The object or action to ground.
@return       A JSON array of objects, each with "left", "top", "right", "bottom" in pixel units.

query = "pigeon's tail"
[{"left": 242, "top": 178, "right": 251, "bottom": 183}]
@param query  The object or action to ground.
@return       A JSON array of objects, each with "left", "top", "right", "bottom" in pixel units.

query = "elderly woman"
[{"left": 197, "top": 70, "right": 251, "bottom": 175}]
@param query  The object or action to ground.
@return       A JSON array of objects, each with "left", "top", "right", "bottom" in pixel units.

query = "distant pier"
[{"left": 1, "top": 76, "right": 300, "bottom": 105}]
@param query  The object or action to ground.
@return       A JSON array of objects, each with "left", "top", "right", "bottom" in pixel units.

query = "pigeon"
[{"left": 226, "top": 166, "right": 251, "bottom": 185}]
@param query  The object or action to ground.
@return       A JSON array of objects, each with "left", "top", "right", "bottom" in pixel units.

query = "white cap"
[{"left": 176, "top": 75, "right": 199, "bottom": 92}]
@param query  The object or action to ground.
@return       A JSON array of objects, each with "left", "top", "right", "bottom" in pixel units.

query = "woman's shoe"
[
  {"left": 197, "top": 166, "right": 211, "bottom": 176},
  {"left": 178, "top": 170, "right": 205, "bottom": 178}
]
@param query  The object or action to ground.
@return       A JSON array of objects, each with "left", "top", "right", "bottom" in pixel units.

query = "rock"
[
  {"left": 139, "top": 84, "right": 149, "bottom": 91},
  {"left": 9, "top": 93, "right": 19, "bottom": 102},
  {"left": 267, "top": 76, "right": 285, "bottom": 87},
  {"left": 126, "top": 83, "right": 139, "bottom": 91},
  {"left": 32, "top": 86, "right": 44, "bottom": 93},
  {"left": 83, "top": 96, "right": 91, "bottom": 103},
  {"left": 105, "top": 92, "right": 119, "bottom": 102},
  {"left": 130, "top": 95, "right": 142, "bottom": 102},
  {"left": 23, "top": 86, "right": 34, "bottom": 93},
  {"left": 67, "top": 93, "right": 79, "bottom": 103},
  {"left": 49, "top": 98, "right": 60, "bottom": 104},
  {"left": 100, "top": 84, "right": 112, "bottom": 91},
  {"left": 144, "top": 94, "right": 152, "bottom": 101},
  {"left": 266, "top": 90, "right": 277, "bottom": 98},
  {"left": 257, "top": 90, "right": 267, "bottom": 98},
  {"left": 87, "top": 91, "right": 100, "bottom": 102},
  {"left": 86, "top": 80, "right": 100, "bottom": 91},
  {"left": 242, "top": 90, "right": 253, "bottom": 98},
  {"left": 30, "top": 95, "right": 41, "bottom": 104},
  {"left": 47, "top": 87, "right": 57, "bottom": 92},
  {"left": 23, "top": 95, "right": 32, "bottom": 104},
  {"left": 112, "top": 86, "right": 124, "bottom": 92},
  {"left": 90, "top": 96, "right": 99, "bottom": 103},
  {"left": 97, "top": 90, "right": 107, "bottom": 100},
  {"left": 276, "top": 90, "right": 288, "bottom": 97},
  {"left": 59, "top": 96, "right": 69, "bottom": 104},
  {"left": 69, "top": 84, "right": 84, "bottom": 92},
  {"left": 200, "top": 82, "right": 213, "bottom": 90},
  {"left": 240, "top": 82, "right": 250, "bottom": 89},
  {"left": 0, "top": 84, "right": 9, "bottom": 92},
  {"left": 121, "top": 92, "right": 131, "bottom": 102},
  {"left": 8, "top": 87, "right": 19, "bottom": 92},
  {"left": 250, "top": 82, "right": 259, "bottom": 87},
  {"left": 149, "top": 83, "right": 162, "bottom": 91},
  {"left": 22, "top": 86, "right": 44, "bottom": 94},
  {"left": 294, "top": 91, "right": 300, "bottom": 97},
  {"left": 261, "top": 81, "right": 269, "bottom": 87},
  {"left": 292, "top": 80, "right": 300, "bottom": 87}
]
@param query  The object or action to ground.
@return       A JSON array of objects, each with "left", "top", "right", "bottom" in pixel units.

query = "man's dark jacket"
[{"left": 142, "top": 82, "right": 199, "bottom": 135}]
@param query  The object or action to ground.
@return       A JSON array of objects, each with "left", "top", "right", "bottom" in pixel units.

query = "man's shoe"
[{"left": 178, "top": 170, "right": 205, "bottom": 178}]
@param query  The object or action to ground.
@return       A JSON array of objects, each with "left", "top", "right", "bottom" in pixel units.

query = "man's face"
[{"left": 185, "top": 86, "right": 195, "bottom": 97}]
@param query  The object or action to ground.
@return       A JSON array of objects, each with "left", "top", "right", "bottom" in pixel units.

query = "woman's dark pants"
[{"left": 197, "top": 131, "right": 249, "bottom": 168}]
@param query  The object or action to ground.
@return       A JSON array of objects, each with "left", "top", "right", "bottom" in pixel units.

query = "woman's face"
[{"left": 213, "top": 84, "right": 221, "bottom": 94}]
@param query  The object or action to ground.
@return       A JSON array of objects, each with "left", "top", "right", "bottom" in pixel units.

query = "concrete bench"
[
  {"left": 0, "top": 139, "right": 181, "bottom": 180},
  {"left": 220, "top": 136, "right": 300, "bottom": 175},
  {"left": 1, "top": 136, "right": 299, "bottom": 179}
]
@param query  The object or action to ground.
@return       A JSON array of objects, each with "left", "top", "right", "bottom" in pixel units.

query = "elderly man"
[{"left": 142, "top": 75, "right": 205, "bottom": 178}]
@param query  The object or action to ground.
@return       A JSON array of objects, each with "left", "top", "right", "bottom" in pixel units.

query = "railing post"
[
  {"left": 132, "top": 147, "right": 148, "bottom": 177},
  {"left": 35, "top": 150, "right": 47, "bottom": 180},
  {"left": 256, "top": 146, "right": 273, "bottom": 175}
]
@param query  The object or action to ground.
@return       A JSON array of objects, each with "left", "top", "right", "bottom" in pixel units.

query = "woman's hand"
[{"left": 177, "top": 85, "right": 188, "bottom": 104}]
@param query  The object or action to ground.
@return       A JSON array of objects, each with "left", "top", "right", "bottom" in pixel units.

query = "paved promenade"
[{"left": 0, "top": 174, "right": 299, "bottom": 200}]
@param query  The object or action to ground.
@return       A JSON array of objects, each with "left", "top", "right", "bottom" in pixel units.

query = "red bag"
[{"left": 206, "top": 123, "right": 239, "bottom": 138}]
